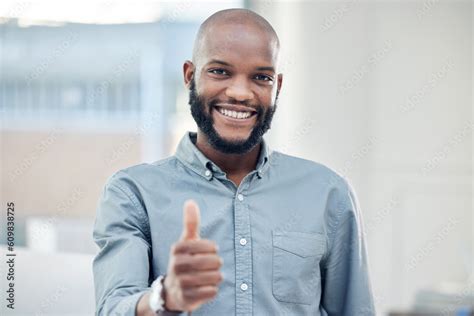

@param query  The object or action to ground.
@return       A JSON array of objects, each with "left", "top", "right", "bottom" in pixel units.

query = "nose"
[{"left": 225, "top": 76, "right": 254, "bottom": 102}]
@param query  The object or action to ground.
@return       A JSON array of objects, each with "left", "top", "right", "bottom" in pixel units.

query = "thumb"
[{"left": 180, "top": 199, "right": 201, "bottom": 240}]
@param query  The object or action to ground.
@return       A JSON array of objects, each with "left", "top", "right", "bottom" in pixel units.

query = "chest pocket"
[{"left": 272, "top": 230, "right": 326, "bottom": 305}]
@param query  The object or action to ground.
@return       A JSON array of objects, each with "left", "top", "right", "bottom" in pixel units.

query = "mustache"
[{"left": 189, "top": 79, "right": 265, "bottom": 115}]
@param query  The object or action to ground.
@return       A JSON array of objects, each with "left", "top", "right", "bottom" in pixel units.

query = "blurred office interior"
[{"left": 0, "top": 1, "right": 472, "bottom": 315}]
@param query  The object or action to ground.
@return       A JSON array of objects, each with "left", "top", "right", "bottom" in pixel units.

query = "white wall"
[
  {"left": 0, "top": 246, "right": 95, "bottom": 316},
  {"left": 250, "top": 1, "right": 472, "bottom": 314}
]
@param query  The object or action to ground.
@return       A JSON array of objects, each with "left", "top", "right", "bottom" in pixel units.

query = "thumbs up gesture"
[
  {"left": 163, "top": 200, "right": 224, "bottom": 312},
  {"left": 180, "top": 199, "right": 201, "bottom": 240}
]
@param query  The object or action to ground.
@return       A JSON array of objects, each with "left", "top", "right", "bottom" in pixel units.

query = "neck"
[{"left": 195, "top": 131, "right": 261, "bottom": 176}]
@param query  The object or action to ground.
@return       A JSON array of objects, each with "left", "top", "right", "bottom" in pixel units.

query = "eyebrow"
[{"left": 207, "top": 59, "right": 275, "bottom": 73}]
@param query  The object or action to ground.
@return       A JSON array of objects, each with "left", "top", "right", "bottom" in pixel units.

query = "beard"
[{"left": 188, "top": 78, "right": 277, "bottom": 155}]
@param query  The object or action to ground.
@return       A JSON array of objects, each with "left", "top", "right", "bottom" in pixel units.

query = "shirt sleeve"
[
  {"left": 92, "top": 173, "right": 183, "bottom": 316},
  {"left": 320, "top": 178, "right": 376, "bottom": 315}
]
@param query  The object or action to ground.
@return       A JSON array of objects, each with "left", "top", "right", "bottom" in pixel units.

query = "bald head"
[{"left": 192, "top": 9, "right": 280, "bottom": 69}]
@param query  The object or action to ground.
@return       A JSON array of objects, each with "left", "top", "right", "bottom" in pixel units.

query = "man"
[{"left": 93, "top": 8, "right": 375, "bottom": 316}]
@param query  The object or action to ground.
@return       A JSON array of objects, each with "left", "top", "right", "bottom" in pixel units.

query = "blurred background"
[{"left": 0, "top": 0, "right": 472, "bottom": 315}]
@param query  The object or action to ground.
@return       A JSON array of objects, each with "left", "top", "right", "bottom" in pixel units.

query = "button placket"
[{"left": 234, "top": 181, "right": 252, "bottom": 315}]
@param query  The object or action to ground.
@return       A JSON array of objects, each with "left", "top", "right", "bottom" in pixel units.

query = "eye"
[
  {"left": 208, "top": 68, "right": 229, "bottom": 76},
  {"left": 254, "top": 74, "right": 274, "bottom": 82}
]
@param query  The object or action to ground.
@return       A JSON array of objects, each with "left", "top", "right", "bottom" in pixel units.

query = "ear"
[
  {"left": 276, "top": 73, "right": 283, "bottom": 97},
  {"left": 183, "top": 60, "right": 195, "bottom": 89}
]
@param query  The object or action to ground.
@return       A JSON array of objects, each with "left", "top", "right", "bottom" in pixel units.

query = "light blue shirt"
[{"left": 93, "top": 131, "right": 375, "bottom": 316}]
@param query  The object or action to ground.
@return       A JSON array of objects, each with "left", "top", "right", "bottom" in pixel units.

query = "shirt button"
[
  {"left": 240, "top": 283, "right": 248, "bottom": 291},
  {"left": 237, "top": 194, "right": 244, "bottom": 201},
  {"left": 204, "top": 170, "right": 211, "bottom": 177},
  {"left": 239, "top": 238, "right": 247, "bottom": 246}
]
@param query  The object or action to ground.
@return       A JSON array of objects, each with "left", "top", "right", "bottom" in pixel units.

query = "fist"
[{"left": 163, "top": 200, "right": 224, "bottom": 312}]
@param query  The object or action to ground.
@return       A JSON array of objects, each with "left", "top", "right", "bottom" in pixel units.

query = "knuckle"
[
  {"left": 172, "top": 264, "right": 180, "bottom": 275},
  {"left": 179, "top": 276, "right": 192, "bottom": 288},
  {"left": 182, "top": 288, "right": 195, "bottom": 300},
  {"left": 190, "top": 240, "right": 201, "bottom": 249},
  {"left": 176, "top": 261, "right": 190, "bottom": 273},
  {"left": 181, "top": 243, "right": 191, "bottom": 254},
  {"left": 173, "top": 257, "right": 188, "bottom": 273},
  {"left": 173, "top": 243, "right": 183, "bottom": 254},
  {"left": 212, "top": 255, "right": 222, "bottom": 267},
  {"left": 202, "top": 239, "right": 215, "bottom": 251},
  {"left": 208, "top": 286, "right": 218, "bottom": 296},
  {"left": 171, "top": 258, "right": 180, "bottom": 271},
  {"left": 182, "top": 292, "right": 191, "bottom": 301},
  {"left": 177, "top": 277, "right": 186, "bottom": 288},
  {"left": 173, "top": 255, "right": 182, "bottom": 265}
]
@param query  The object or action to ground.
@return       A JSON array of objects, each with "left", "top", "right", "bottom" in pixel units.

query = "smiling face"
[{"left": 184, "top": 15, "right": 283, "bottom": 154}]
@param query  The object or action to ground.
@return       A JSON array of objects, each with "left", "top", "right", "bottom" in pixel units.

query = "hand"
[{"left": 163, "top": 200, "right": 224, "bottom": 312}]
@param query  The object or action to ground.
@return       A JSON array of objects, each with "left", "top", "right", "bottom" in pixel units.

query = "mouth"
[{"left": 213, "top": 104, "right": 258, "bottom": 121}]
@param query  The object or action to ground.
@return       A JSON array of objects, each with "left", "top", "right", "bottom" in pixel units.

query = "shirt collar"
[{"left": 174, "top": 131, "right": 272, "bottom": 181}]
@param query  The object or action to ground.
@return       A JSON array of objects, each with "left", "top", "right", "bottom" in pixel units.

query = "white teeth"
[{"left": 218, "top": 107, "right": 252, "bottom": 119}]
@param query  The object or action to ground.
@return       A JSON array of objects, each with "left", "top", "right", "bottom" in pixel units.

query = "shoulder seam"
[
  {"left": 108, "top": 179, "right": 152, "bottom": 244},
  {"left": 322, "top": 178, "right": 351, "bottom": 263}
]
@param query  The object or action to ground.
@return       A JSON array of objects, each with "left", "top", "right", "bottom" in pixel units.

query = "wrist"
[{"left": 160, "top": 275, "right": 183, "bottom": 313}]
